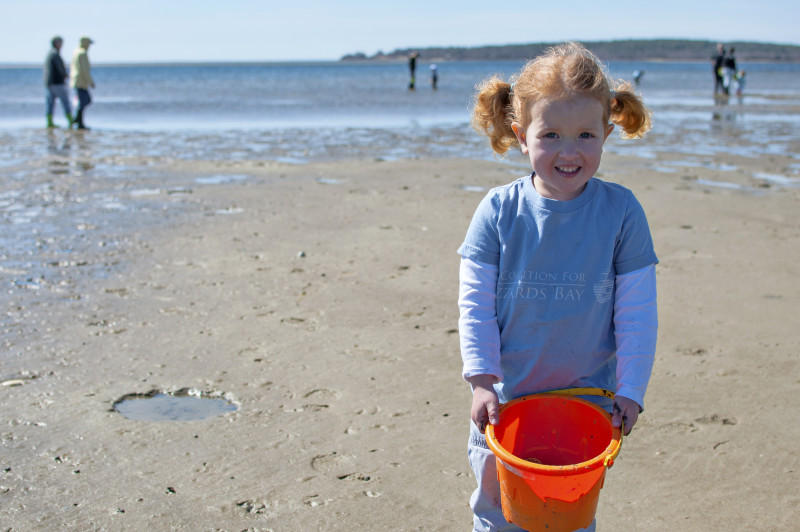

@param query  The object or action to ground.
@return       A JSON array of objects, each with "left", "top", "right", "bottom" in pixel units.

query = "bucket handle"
[{"left": 539, "top": 387, "right": 622, "bottom": 468}]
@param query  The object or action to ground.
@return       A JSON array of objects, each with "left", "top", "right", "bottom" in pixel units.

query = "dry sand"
[{"left": 2, "top": 143, "right": 800, "bottom": 530}]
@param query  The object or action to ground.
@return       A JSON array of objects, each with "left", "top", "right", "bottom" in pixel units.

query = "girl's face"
[{"left": 513, "top": 96, "right": 614, "bottom": 201}]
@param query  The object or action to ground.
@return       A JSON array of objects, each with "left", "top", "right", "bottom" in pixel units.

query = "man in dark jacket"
[
  {"left": 44, "top": 36, "right": 73, "bottom": 128},
  {"left": 711, "top": 43, "right": 725, "bottom": 97}
]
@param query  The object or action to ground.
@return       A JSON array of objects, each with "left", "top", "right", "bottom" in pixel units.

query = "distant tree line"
[{"left": 342, "top": 39, "right": 800, "bottom": 63}]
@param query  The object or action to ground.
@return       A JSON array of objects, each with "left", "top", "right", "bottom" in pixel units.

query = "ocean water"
[{"left": 2, "top": 59, "right": 800, "bottom": 160}]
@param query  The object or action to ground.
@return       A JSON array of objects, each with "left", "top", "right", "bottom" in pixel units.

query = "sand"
[{"left": 2, "top": 138, "right": 800, "bottom": 530}]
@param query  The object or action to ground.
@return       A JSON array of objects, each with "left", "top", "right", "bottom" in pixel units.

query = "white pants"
[{"left": 467, "top": 421, "right": 596, "bottom": 532}]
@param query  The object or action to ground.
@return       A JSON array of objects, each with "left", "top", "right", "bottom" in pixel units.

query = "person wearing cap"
[
  {"left": 70, "top": 36, "right": 95, "bottom": 129},
  {"left": 44, "top": 36, "right": 73, "bottom": 128}
]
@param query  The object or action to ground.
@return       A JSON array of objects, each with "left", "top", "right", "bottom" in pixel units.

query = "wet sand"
[{"left": 2, "top": 130, "right": 800, "bottom": 530}]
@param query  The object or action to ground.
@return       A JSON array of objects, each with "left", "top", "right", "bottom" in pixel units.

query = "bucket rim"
[{"left": 485, "top": 392, "right": 622, "bottom": 476}]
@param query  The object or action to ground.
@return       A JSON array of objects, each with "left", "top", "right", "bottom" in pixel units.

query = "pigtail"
[
  {"left": 471, "top": 76, "right": 518, "bottom": 155},
  {"left": 609, "top": 82, "right": 652, "bottom": 139}
]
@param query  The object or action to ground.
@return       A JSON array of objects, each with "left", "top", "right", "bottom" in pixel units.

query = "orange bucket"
[{"left": 485, "top": 388, "right": 622, "bottom": 532}]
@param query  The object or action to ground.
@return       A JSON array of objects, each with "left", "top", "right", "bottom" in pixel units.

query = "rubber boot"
[
  {"left": 66, "top": 112, "right": 74, "bottom": 129},
  {"left": 75, "top": 109, "right": 87, "bottom": 130},
  {"left": 47, "top": 114, "right": 58, "bottom": 128}
]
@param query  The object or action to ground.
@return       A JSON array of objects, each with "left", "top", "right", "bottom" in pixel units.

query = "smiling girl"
[{"left": 459, "top": 42, "right": 657, "bottom": 531}]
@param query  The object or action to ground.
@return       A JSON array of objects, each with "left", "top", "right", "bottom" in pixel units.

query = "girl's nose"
[{"left": 559, "top": 139, "right": 579, "bottom": 157}]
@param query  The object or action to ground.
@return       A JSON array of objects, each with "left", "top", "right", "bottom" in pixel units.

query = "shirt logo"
[
  {"left": 498, "top": 270, "right": 586, "bottom": 301},
  {"left": 498, "top": 269, "right": 613, "bottom": 303}
]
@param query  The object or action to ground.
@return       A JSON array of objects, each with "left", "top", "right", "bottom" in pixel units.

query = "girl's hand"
[
  {"left": 468, "top": 375, "right": 500, "bottom": 433},
  {"left": 612, "top": 395, "right": 641, "bottom": 436}
]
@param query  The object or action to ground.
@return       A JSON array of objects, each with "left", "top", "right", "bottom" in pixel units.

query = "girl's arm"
[
  {"left": 458, "top": 257, "right": 502, "bottom": 381},
  {"left": 612, "top": 264, "right": 658, "bottom": 433},
  {"left": 458, "top": 257, "right": 502, "bottom": 430}
]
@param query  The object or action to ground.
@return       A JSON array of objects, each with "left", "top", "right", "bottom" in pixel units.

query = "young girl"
[{"left": 458, "top": 42, "right": 658, "bottom": 531}]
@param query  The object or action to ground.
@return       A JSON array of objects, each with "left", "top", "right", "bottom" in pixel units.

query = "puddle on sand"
[
  {"left": 195, "top": 174, "right": 250, "bottom": 185},
  {"left": 113, "top": 389, "right": 237, "bottom": 421}
]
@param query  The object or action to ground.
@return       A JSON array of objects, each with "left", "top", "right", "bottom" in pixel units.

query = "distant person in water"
[
  {"left": 735, "top": 69, "right": 746, "bottom": 103},
  {"left": 408, "top": 52, "right": 418, "bottom": 90},
  {"left": 633, "top": 69, "right": 644, "bottom": 86},
  {"left": 711, "top": 43, "right": 725, "bottom": 96},
  {"left": 44, "top": 36, "right": 73, "bottom": 128},
  {"left": 70, "top": 36, "right": 95, "bottom": 130},
  {"left": 430, "top": 64, "right": 438, "bottom": 90}
]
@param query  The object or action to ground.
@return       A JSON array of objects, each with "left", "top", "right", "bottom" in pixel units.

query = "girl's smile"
[{"left": 513, "top": 96, "right": 614, "bottom": 201}]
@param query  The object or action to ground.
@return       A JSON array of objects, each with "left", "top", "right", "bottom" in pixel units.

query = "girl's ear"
[
  {"left": 512, "top": 122, "right": 529, "bottom": 153},
  {"left": 604, "top": 123, "right": 615, "bottom": 140}
]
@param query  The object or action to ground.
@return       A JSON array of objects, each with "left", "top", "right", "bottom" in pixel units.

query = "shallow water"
[
  {"left": 3, "top": 59, "right": 800, "bottom": 166},
  {"left": 113, "top": 392, "right": 237, "bottom": 422}
]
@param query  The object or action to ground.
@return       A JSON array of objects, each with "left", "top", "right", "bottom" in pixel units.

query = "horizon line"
[{"left": 4, "top": 37, "right": 799, "bottom": 67}]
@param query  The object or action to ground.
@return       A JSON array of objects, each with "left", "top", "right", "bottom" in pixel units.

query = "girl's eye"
[
  {"left": 544, "top": 132, "right": 558, "bottom": 138},
  {"left": 580, "top": 132, "right": 595, "bottom": 139}
]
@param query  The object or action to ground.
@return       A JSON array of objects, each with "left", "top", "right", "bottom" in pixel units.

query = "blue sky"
[{"left": 3, "top": 0, "right": 798, "bottom": 64}]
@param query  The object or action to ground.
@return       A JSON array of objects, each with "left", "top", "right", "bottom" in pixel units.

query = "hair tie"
[{"left": 509, "top": 82, "right": 515, "bottom": 95}]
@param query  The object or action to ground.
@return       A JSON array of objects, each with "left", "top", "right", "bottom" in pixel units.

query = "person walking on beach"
[
  {"left": 711, "top": 42, "right": 725, "bottom": 96},
  {"left": 722, "top": 47, "right": 737, "bottom": 96},
  {"left": 460, "top": 42, "right": 657, "bottom": 532},
  {"left": 44, "top": 36, "right": 73, "bottom": 128},
  {"left": 70, "top": 36, "right": 95, "bottom": 130},
  {"left": 430, "top": 64, "right": 438, "bottom": 90},
  {"left": 408, "top": 52, "right": 418, "bottom": 90}
]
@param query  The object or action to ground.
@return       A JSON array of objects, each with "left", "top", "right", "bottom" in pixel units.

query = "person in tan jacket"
[{"left": 70, "top": 36, "right": 95, "bottom": 129}]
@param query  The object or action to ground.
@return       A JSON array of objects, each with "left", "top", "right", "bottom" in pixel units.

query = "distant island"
[{"left": 341, "top": 39, "right": 800, "bottom": 63}]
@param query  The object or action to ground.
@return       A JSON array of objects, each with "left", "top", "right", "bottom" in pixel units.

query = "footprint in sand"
[
  {"left": 303, "top": 494, "right": 332, "bottom": 507},
  {"left": 311, "top": 451, "right": 347, "bottom": 472},
  {"left": 337, "top": 472, "right": 371, "bottom": 482},
  {"left": 304, "top": 388, "right": 340, "bottom": 400},
  {"left": 695, "top": 414, "right": 737, "bottom": 425},
  {"left": 236, "top": 500, "right": 271, "bottom": 515}
]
